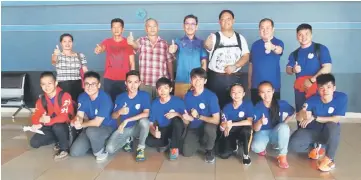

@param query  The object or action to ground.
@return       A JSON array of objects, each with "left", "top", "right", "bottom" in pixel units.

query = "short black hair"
[
  {"left": 258, "top": 81, "right": 274, "bottom": 89},
  {"left": 229, "top": 83, "right": 245, "bottom": 92},
  {"left": 184, "top": 14, "right": 198, "bottom": 25},
  {"left": 259, "top": 18, "right": 274, "bottom": 28},
  {"left": 40, "top": 71, "right": 56, "bottom": 81},
  {"left": 156, "top": 77, "right": 172, "bottom": 89},
  {"left": 219, "top": 10, "right": 234, "bottom": 20},
  {"left": 190, "top": 67, "right": 207, "bottom": 79},
  {"left": 126, "top": 70, "right": 141, "bottom": 80},
  {"left": 59, "top": 33, "right": 73, "bottom": 42},
  {"left": 111, "top": 18, "right": 124, "bottom": 28},
  {"left": 317, "top": 73, "right": 336, "bottom": 86},
  {"left": 84, "top": 71, "right": 100, "bottom": 82},
  {"left": 297, "top": 23, "right": 312, "bottom": 33}
]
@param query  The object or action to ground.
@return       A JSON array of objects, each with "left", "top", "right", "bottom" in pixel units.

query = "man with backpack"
[
  {"left": 30, "top": 72, "right": 74, "bottom": 160},
  {"left": 204, "top": 10, "right": 250, "bottom": 108},
  {"left": 286, "top": 23, "right": 332, "bottom": 114}
]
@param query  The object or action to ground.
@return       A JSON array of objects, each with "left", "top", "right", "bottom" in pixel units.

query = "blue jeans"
[
  {"left": 106, "top": 118, "right": 150, "bottom": 154},
  {"left": 251, "top": 123, "right": 290, "bottom": 155},
  {"left": 69, "top": 126, "right": 114, "bottom": 157}
]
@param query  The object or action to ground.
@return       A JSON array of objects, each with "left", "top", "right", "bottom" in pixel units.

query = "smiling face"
[
  {"left": 297, "top": 29, "right": 312, "bottom": 46},
  {"left": 230, "top": 85, "right": 245, "bottom": 103},
  {"left": 219, "top": 12, "right": 235, "bottom": 31},
  {"left": 126, "top": 75, "right": 141, "bottom": 94}
]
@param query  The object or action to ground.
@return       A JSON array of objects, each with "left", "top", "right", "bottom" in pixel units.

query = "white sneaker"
[{"left": 96, "top": 151, "right": 108, "bottom": 161}]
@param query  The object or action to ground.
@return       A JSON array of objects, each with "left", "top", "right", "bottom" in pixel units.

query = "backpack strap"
[
  {"left": 292, "top": 48, "right": 301, "bottom": 63},
  {"left": 210, "top": 32, "right": 221, "bottom": 60},
  {"left": 314, "top": 43, "right": 321, "bottom": 62},
  {"left": 57, "top": 91, "right": 64, "bottom": 108},
  {"left": 40, "top": 95, "right": 48, "bottom": 114},
  {"left": 234, "top": 32, "right": 243, "bottom": 52}
]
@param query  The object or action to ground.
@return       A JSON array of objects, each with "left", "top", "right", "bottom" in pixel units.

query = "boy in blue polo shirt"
[
  {"left": 146, "top": 77, "right": 186, "bottom": 160},
  {"left": 182, "top": 68, "right": 220, "bottom": 163},
  {"left": 168, "top": 14, "right": 208, "bottom": 98},
  {"left": 289, "top": 73, "right": 347, "bottom": 172},
  {"left": 105, "top": 70, "right": 151, "bottom": 162},
  {"left": 249, "top": 18, "right": 284, "bottom": 105},
  {"left": 70, "top": 71, "right": 117, "bottom": 161}
]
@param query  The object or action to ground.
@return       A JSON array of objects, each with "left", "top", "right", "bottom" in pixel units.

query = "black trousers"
[
  {"left": 218, "top": 126, "right": 253, "bottom": 159},
  {"left": 146, "top": 117, "right": 184, "bottom": 149},
  {"left": 58, "top": 80, "right": 83, "bottom": 102}
]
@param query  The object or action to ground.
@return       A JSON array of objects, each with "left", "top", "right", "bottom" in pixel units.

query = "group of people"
[{"left": 29, "top": 9, "right": 347, "bottom": 173}]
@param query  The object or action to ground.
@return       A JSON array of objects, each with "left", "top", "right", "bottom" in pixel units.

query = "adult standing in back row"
[
  {"left": 248, "top": 18, "right": 284, "bottom": 105},
  {"left": 204, "top": 10, "right": 250, "bottom": 108},
  {"left": 94, "top": 18, "right": 135, "bottom": 102}
]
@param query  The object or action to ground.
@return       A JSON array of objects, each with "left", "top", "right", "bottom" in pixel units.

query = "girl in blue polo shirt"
[
  {"left": 218, "top": 83, "right": 253, "bottom": 165},
  {"left": 251, "top": 81, "right": 295, "bottom": 169}
]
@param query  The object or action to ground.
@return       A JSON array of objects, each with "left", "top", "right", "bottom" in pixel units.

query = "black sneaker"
[
  {"left": 53, "top": 143, "right": 60, "bottom": 151},
  {"left": 205, "top": 150, "right": 215, "bottom": 164},
  {"left": 242, "top": 154, "right": 251, "bottom": 166}
]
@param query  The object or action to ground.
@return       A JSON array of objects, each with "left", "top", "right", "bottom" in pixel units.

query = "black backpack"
[
  {"left": 40, "top": 91, "right": 80, "bottom": 145},
  {"left": 210, "top": 31, "right": 243, "bottom": 59},
  {"left": 292, "top": 43, "right": 321, "bottom": 65}
]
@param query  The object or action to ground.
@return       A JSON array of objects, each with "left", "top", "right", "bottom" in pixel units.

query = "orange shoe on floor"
[
  {"left": 318, "top": 156, "right": 335, "bottom": 172},
  {"left": 308, "top": 145, "right": 326, "bottom": 160},
  {"left": 277, "top": 155, "right": 289, "bottom": 169}
]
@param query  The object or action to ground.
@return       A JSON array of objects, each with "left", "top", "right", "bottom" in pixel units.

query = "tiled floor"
[{"left": 1, "top": 116, "right": 361, "bottom": 180}]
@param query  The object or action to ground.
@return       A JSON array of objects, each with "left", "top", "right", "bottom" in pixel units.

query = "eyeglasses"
[
  {"left": 84, "top": 82, "right": 98, "bottom": 88},
  {"left": 184, "top": 22, "right": 197, "bottom": 27}
]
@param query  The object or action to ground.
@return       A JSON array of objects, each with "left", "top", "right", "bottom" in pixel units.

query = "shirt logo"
[
  {"left": 199, "top": 103, "right": 205, "bottom": 109},
  {"left": 135, "top": 104, "right": 141, "bottom": 110},
  {"left": 169, "top": 109, "right": 175, "bottom": 113},
  {"left": 283, "top": 112, "right": 289, "bottom": 117},
  {"left": 308, "top": 53, "right": 314, "bottom": 59},
  {"left": 328, "top": 107, "right": 334, "bottom": 114},
  {"left": 95, "top": 109, "right": 98, "bottom": 115},
  {"left": 238, "top": 111, "right": 245, "bottom": 118}
]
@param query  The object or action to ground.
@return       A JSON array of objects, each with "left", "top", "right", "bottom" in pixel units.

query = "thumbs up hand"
[
  {"left": 182, "top": 110, "right": 194, "bottom": 121},
  {"left": 40, "top": 112, "right": 51, "bottom": 123},
  {"left": 168, "top": 40, "right": 178, "bottom": 54},
  {"left": 127, "top": 32, "right": 135, "bottom": 45},
  {"left": 94, "top": 44, "right": 102, "bottom": 54},
  {"left": 154, "top": 126, "right": 161, "bottom": 139},
  {"left": 261, "top": 113, "right": 268, "bottom": 125},
  {"left": 264, "top": 38, "right": 273, "bottom": 54},
  {"left": 293, "top": 61, "right": 302, "bottom": 73},
  {"left": 118, "top": 102, "right": 129, "bottom": 115},
  {"left": 53, "top": 45, "right": 61, "bottom": 56},
  {"left": 205, "top": 33, "right": 214, "bottom": 50}
]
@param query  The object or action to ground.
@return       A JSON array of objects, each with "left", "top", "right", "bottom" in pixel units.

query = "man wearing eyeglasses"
[
  {"left": 70, "top": 71, "right": 117, "bottom": 162},
  {"left": 204, "top": 10, "right": 250, "bottom": 109},
  {"left": 168, "top": 14, "right": 208, "bottom": 98}
]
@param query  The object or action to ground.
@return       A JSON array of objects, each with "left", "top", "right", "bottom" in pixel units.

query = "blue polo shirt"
[
  {"left": 78, "top": 90, "right": 117, "bottom": 130},
  {"left": 253, "top": 100, "right": 295, "bottom": 130},
  {"left": 175, "top": 36, "right": 208, "bottom": 83},
  {"left": 113, "top": 91, "right": 151, "bottom": 128},
  {"left": 287, "top": 42, "right": 332, "bottom": 78},
  {"left": 149, "top": 96, "right": 186, "bottom": 127},
  {"left": 304, "top": 91, "right": 348, "bottom": 130},
  {"left": 250, "top": 37, "right": 284, "bottom": 90},
  {"left": 222, "top": 100, "right": 254, "bottom": 122},
  {"left": 184, "top": 88, "right": 220, "bottom": 129}
]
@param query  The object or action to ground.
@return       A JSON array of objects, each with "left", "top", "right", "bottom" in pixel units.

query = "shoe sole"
[
  {"left": 136, "top": 158, "right": 146, "bottom": 162},
  {"left": 205, "top": 159, "right": 215, "bottom": 164}
]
